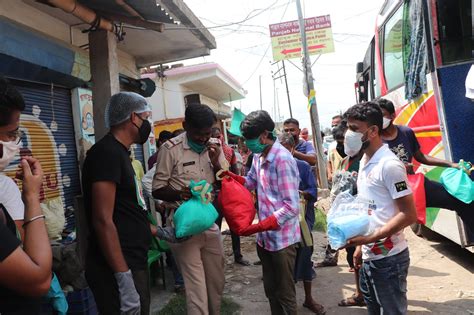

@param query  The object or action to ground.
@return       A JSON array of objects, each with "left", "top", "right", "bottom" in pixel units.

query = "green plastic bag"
[
  {"left": 440, "top": 160, "right": 474, "bottom": 204},
  {"left": 174, "top": 180, "right": 218, "bottom": 238}
]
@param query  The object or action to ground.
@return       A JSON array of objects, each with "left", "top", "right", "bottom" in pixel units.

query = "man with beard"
[{"left": 283, "top": 118, "right": 317, "bottom": 166}]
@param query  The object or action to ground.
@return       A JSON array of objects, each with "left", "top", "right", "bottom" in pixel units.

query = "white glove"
[{"left": 114, "top": 270, "right": 141, "bottom": 315}]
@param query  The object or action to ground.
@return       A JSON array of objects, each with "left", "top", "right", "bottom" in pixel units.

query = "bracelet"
[{"left": 22, "top": 214, "right": 45, "bottom": 227}]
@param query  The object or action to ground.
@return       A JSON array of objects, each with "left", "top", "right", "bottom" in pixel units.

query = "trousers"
[{"left": 169, "top": 224, "right": 225, "bottom": 315}]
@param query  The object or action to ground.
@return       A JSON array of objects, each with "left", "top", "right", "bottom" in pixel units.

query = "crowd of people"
[{"left": 0, "top": 75, "right": 472, "bottom": 315}]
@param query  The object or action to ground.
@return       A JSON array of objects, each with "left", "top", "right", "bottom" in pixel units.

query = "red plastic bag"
[
  {"left": 217, "top": 177, "right": 256, "bottom": 235},
  {"left": 407, "top": 173, "right": 426, "bottom": 224}
]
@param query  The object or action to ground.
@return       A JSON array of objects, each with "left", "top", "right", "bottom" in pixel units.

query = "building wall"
[
  {"left": 0, "top": 1, "right": 139, "bottom": 79},
  {"left": 148, "top": 78, "right": 186, "bottom": 121}
]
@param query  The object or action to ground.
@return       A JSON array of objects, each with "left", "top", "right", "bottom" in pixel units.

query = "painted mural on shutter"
[{"left": 4, "top": 80, "right": 80, "bottom": 232}]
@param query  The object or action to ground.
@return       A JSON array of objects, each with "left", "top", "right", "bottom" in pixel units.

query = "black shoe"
[{"left": 235, "top": 257, "right": 251, "bottom": 266}]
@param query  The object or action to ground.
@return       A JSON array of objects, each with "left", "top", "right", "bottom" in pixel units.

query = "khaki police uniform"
[{"left": 152, "top": 132, "right": 225, "bottom": 315}]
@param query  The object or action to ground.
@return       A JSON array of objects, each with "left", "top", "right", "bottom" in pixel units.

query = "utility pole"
[
  {"left": 296, "top": 0, "right": 328, "bottom": 189},
  {"left": 281, "top": 60, "right": 293, "bottom": 118},
  {"left": 272, "top": 61, "right": 293, "bottom": 119},
  {"left": 259, "top": 75, "right": 263, "bottom": 110}
]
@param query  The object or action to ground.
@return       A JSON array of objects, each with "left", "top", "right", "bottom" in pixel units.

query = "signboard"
[{"left": 269, "top": 15, "right": 335, "bottom": 61}]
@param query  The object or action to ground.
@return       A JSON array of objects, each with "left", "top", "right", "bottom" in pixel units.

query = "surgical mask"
[
  {"left": 188, "top": 138, "right": 206, "bottom": 154},
  {"left": 344, "top": 129, "right": 370, "bottom": 157},
  {"left": 0, "top": 140, "right": 20, "bottom": 171},
  {"left": 382, "top": 117, "right": 392, "bottom": 130},
  {"left": 245, "top": 137, "right": 268, "bottom": 154},
  {"left": 134, "top": 115, "right": 152, "bottom": 145}
]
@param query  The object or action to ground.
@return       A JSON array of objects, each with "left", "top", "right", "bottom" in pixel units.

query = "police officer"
[{"left": 152, "top": 104, "right": 225, "bottom": 315}]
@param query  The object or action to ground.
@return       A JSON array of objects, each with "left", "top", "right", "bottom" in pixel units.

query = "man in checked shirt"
[{"left": 225, "top": 110, "right": 301, "bottom": 315}]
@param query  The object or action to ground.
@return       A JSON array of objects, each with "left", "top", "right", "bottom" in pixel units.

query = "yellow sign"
[{"left": 269, "top": 15, "right": 335, "bottom": 61}]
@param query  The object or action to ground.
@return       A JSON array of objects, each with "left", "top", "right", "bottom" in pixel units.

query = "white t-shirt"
[
  {"left": 357, "top": 145, "right": 412, "bottom": 261},
  {"left": 0, "top": 175, "right": 24, "bottom": 220}
]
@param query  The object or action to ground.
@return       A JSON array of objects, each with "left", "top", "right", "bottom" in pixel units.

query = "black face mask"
[
  {"left": 336, "top": 142, "right": 346, "bottom": 158},
  {"left": 134, "top": 115, "right": 152, "bottom": 144}
]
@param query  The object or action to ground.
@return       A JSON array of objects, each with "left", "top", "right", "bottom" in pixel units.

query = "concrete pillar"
[{"left": 89, "top": 30, "right": 120, "bottom": 141}]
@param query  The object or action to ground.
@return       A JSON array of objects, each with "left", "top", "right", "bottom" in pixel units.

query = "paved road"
[{"left": 225, "top": 229, "right": 474, "bottom": 314}]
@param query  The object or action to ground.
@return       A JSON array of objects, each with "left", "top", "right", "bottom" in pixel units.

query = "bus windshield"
[{"left": 436, "top": 0, "right": 474, "bottom": 65}]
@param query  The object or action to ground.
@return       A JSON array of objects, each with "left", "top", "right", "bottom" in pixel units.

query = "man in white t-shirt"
[
  {"left": 0, "top": 175, "right": 24, "bottom": 238},
  {"left": 343, "top": 102, "right": 417, "bottom": 315}
]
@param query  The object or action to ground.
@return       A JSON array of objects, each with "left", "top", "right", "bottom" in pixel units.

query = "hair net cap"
[{"left": 105, "top": 92, "right": 152, "bottom": 128}]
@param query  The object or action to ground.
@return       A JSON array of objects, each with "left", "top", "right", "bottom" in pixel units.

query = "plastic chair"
[{"left": 147, "top": 212, "right": 170, "bottom": 289}]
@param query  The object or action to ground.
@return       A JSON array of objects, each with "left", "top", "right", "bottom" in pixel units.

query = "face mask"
[
  {"left": 0, "top": 140, "right": 20, "bottom": 171},
  {"left": 188, "top": 138, "right": 206, "bottom": 154},
  {"left": 336, "top": 142, "right": 346, "bottom": 158},
  {"left": 245, "top": 137, "right": 268, "bottom": 154},
  {"left": 382, "top": 117, "right": 392, "bottom": 130},
  {"left": 134, "top": 115, "right": 152, "bottom": 145},
  {"left": 344, "top": 129, "right": 371, "bottom": 157}
]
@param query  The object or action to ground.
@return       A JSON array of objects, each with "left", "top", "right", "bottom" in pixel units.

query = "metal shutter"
[{"left": 10, "top": 80, "right": 80, "bottom": 232}]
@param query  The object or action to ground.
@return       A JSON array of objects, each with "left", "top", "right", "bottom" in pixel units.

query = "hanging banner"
[{"left": 269, "top": 15, "right": 335, "bottom": 62}]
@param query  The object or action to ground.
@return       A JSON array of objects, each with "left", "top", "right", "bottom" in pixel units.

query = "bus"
[{"left": 355, "top": 0, "right": 474, "bottom": 251}]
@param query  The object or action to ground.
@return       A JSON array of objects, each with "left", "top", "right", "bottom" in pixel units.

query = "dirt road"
[{"left": 223, "top": 229, "right": 474, "bottom": 314}]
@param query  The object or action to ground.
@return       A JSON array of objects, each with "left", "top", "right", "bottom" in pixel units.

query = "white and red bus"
[{"left": 355, "top": 0, "right": 473, "bottom": 251}]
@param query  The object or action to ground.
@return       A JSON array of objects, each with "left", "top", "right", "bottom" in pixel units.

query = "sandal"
[
  {"left": 338, "top": 294, "right": 366, "bottom": 307},
  {"left": 315, "top": 260, "right": 337, "bottom": 267},
  {"left": 303, "top": 301, "right": 326, "bottom": 314}
]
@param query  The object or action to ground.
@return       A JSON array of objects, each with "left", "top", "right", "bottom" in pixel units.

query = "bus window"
[
  {"left": 436, "top": 0, "right": 473, "bottom": 65},
  {"left": 383, "top": 5, "right": 404, "bottom": 90}
]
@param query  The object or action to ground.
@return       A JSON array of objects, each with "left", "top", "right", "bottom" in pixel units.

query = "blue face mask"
[
  {"left": 187, "top": 137, "right": 206, "bottom": 153},
  {"left": 245, "top": 137, "right": 268, "bottom": 154}
]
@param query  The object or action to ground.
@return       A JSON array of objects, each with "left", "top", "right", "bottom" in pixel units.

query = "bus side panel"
[
  {"left": 438, "top": 64, "right": 474, "bottom": 162},
  {"left": 437, "top": 63, "right": 474, "bottom": 244}
]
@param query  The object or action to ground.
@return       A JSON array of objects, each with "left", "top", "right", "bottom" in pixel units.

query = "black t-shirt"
[
  {"left": 82, "top": 134, "right": 151, "bottom": 270},
  {"left": 0, "top": 205, "right": 41, "bottom": 314},
  {"left": 384, "top": 125, "right": 420, "bottom": 164}
]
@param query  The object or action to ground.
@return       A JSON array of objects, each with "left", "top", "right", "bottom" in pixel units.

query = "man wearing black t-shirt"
[
  {"left": 82, "top": 92, "right": 153, "bottom": 315},
  {"left": 379, "top": 98, "right": 473, "bottom": 233}
]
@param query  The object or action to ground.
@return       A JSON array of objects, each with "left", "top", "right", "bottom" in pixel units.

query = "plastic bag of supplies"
[
  {"left": 173, "top": 180, "right": 218, "bottom": 238},
  {"left": 327, "top": 191, "right": 372, "bottom": 249},
  {"left": 440, "top": 160, "right": 474, "bottom": 204},
  {"left": 217, "top": 176, "right": 256, "bottom": 235}
]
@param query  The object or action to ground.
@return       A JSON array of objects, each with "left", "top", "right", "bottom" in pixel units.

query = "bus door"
[{"left": 430, "top": 0, "right": 474, "bottom": 245}]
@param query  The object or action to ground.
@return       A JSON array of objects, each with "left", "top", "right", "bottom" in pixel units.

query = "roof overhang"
[
  {"left": 163, "top": 63, "right": 246, "bottom": 103},
  {"left": 27, "top": 0, "right": 216, "bottom": 67}
]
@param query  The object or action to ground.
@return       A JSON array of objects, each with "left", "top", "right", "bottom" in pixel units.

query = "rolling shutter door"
[{"left": 11, "top": 80, "right": 80, "bottom": 232}]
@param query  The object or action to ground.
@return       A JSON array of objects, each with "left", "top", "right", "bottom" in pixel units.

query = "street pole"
[
  {"left": 282, "top": 60, "right": 293, "bottom": 118},
  {"left": 296, "top": 0, "right": 328, "bottom": 189},
  {"left": 259, "top": 75, "right": 263, "bottom": 110}
]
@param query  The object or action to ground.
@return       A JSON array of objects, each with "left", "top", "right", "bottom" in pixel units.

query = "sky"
[{"left": 175, "top": 0, "right": 385, "bottom": 131}]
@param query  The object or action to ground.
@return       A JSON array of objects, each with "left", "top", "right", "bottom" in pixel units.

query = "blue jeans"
[{"left": 360, "top": 248, "right": 410, "bottom": 315}]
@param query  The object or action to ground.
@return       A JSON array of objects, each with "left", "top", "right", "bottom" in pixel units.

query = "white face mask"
[
  {"left": 382, "top": 117, "right": 392, "bottom": 130},
  {"left": 344, "top": 129, "right": 364, "bottom": 157},
  {"left": 0, "top": 140, "right": 20, "bottom": 171}
]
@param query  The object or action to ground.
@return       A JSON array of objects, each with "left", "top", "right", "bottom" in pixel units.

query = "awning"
[{"left": 27, "top": 0, "right": 216, "bottom": 67}]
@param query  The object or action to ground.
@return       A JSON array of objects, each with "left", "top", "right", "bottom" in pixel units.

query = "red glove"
[
  {"left": 240, "top": 215, "right": 279, "bottom": 236},
  {"left": 221, "top": 170, "right": 246, "bottom": 186}
]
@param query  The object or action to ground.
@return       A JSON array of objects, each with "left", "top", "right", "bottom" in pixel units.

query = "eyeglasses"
[{"left": 0, "top": 128, "right": 24, "bottom": 144}]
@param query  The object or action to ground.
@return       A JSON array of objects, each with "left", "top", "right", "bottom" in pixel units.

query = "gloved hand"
[
  {"left": 221, "top": 170, "right": 246, "bottom": 185},
  {"left": 240, "top": 215, "right": 279, "bottom": 236},
  {"left": 114, "top": 270, "right": 141, "bottom": 315},
  {"left": 156, "top": 226, "right": 190, "bottom": 243}
]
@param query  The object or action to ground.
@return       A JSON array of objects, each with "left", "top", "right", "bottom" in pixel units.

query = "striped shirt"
[{"left": 245, "top": 141, "right": 301, "bottom": 251}]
